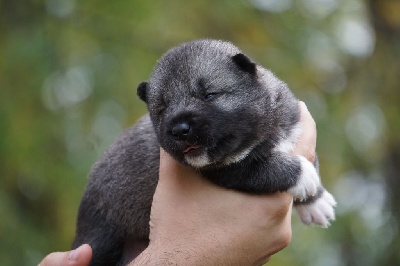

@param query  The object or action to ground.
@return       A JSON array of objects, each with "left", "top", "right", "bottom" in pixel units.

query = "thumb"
[{"left": 39, "top": 244, "right": 92, "bottom": 266}]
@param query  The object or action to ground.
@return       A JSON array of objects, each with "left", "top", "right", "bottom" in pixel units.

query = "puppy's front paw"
[
  {"left": 295, "top": 190, "right": 337, "bottom": 227},
  {"left": 287, "top": 156, "right": 320, "bottom": 200}
]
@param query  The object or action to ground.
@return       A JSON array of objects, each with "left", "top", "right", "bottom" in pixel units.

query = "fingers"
[
  {"left": 39, "top": 244, "right": 92, "bottom": 266},
  {"left": 291, "top": 101, "right": 317, "bottom": 163}
]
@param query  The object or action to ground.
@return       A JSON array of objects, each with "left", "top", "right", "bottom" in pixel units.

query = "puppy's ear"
[
  {"left": 137, "top": 82, "right": 148, "bottom": 102},
  {"left": 232, "top": 53, "right": 256, "bottom": 75}
]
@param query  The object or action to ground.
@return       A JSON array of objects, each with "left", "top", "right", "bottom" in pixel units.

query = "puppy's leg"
[
  {"left": 288, "top": 155, "right": 336, "bottom": 227},
  {"left": 202, "top": 152, "right": 319, "bottom": 195}
]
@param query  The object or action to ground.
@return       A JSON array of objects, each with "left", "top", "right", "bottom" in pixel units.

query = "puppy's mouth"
[{"left": 183, "top": 145, "right": 200, "bottom": 154}]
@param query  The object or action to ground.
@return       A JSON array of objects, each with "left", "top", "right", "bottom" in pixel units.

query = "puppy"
[{"left": 73, "top": 39, "right": 336, "bottom": 265}]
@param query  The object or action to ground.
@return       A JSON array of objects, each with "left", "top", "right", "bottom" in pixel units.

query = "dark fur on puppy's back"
[{"left": 73, "top": 39, "right": 336, "bottom": 265}]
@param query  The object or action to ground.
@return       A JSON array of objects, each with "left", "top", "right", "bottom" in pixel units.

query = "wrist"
[
  {"left": 130, "top": 238, "right": 239, "bottom": 266},
  {"left": 130, "top": 242, "right": 200, "bottom": 266}
]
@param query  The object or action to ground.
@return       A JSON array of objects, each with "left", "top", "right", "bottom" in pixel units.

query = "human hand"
[
  {"left": 131, "top": 148, "right": 293, "bottom": 265},
  {"left": 39, "top": 244, "right": 92, "bottom": 266}
]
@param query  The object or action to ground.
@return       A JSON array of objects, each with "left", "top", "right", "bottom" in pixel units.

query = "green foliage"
[{"left": 1, "top": 0, "right": 399, "bottom": 265}]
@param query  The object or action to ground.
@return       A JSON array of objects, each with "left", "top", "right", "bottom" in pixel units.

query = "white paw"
[
  {"left": 287, "top": 156, "right": 320, "bottom": 200},
  {"left": 295, "top": 190, "right": 337, "bottom": 228}
]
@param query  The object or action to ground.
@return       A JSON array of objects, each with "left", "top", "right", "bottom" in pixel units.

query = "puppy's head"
[{"left": 137, "top": 40, "right": 275, "bottom": 168}]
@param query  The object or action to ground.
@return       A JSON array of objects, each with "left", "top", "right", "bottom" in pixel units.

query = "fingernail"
[{"left": 69, "top": 245, "right": 82, "bottom": 262}]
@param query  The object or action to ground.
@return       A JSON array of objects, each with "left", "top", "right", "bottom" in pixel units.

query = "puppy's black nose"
[{"left": 172, "top": 122, "right": 190, "bottom": 140}]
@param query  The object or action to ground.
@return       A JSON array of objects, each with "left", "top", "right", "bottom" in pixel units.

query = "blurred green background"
[{"left": 1, "top": 0, "right": 400, "bottom": 265}]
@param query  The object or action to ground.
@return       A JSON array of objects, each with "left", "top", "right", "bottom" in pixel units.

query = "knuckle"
[
  {"left": 279, "top": 229, "right": 292, "bottom": 248},
  {"left": 269, "top": 227, "right": 292, "bottom": 255},
  {"left": 306, "top": 149, "right": 316, "bottom": 163}
]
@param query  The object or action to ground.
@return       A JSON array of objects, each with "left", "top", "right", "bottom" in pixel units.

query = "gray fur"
[{"left": 73, "top": 39, "right": 336, "bottom": 266}]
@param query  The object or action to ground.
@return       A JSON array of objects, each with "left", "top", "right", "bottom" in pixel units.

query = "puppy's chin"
[{"left": 184, "top": 150, "right": 210, "bottom": 168}]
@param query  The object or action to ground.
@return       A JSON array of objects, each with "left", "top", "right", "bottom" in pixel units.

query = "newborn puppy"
[{"left": 73, "top": 39, "right": 336, "bottom": 265}]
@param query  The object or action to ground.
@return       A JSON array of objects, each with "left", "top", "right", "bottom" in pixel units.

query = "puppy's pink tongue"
[{"left": 184, "top": 145, "right": 199, "bottom": 153}]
